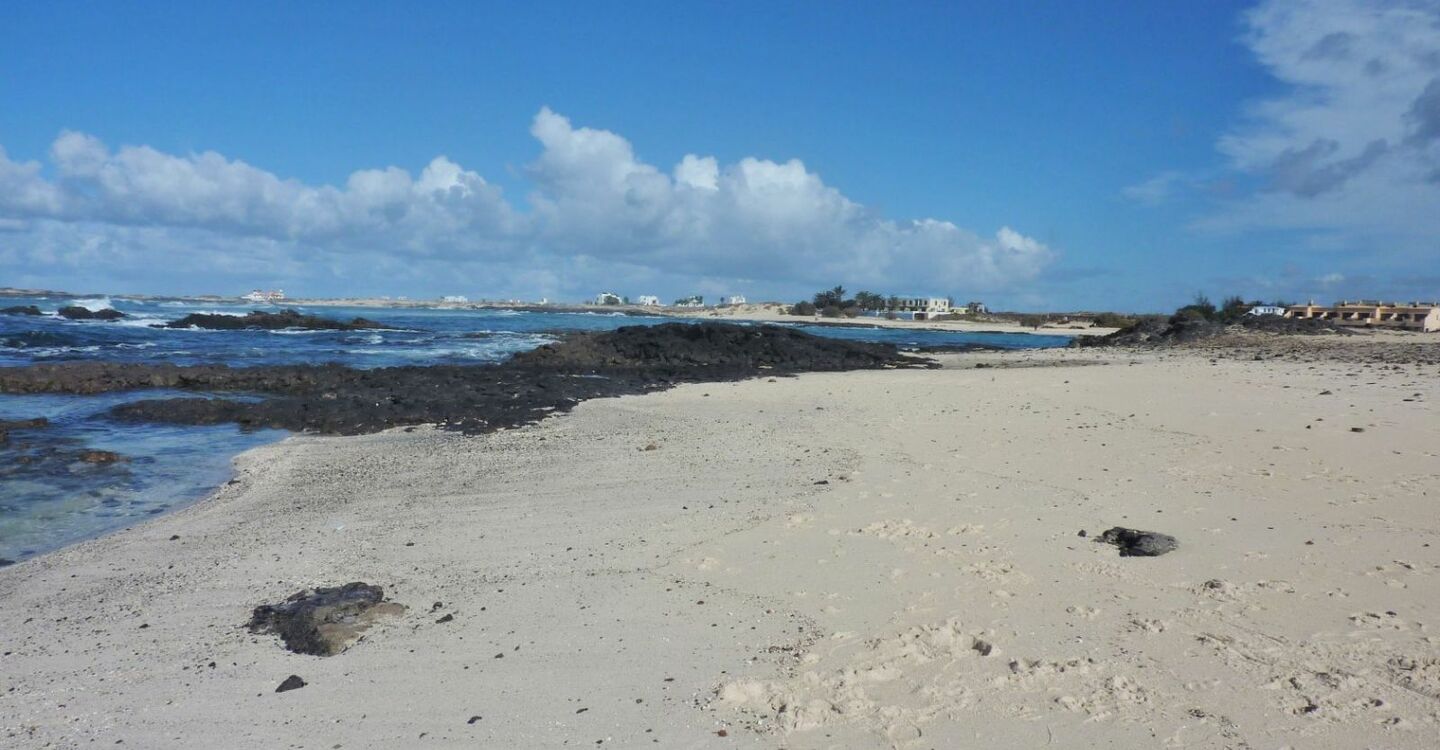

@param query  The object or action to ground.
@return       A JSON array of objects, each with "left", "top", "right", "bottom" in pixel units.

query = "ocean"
[{"left": 0, "top": 295, "right": 1070, "bottom": 562}]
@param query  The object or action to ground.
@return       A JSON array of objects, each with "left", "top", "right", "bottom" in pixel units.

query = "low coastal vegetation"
[{"left": 1075, "top": 293, "right": 1334, "bottom": 347}]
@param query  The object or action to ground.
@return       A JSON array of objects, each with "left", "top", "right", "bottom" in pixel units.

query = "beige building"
[{"left": 1286, "top": 300, "right": 1440, "bottom": 332}]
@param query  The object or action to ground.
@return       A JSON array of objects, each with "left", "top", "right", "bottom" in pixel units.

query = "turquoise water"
[{"left": 0, "top": 296, "right": 1069, "bottom": 561}]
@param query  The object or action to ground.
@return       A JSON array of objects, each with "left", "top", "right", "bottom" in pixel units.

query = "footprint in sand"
[
  {"left": 1348, "top": 611, "right": 1411, "bottom": 632},
  {"left": 1128, "top": 618, "right": 1167, "bottom": 633}
]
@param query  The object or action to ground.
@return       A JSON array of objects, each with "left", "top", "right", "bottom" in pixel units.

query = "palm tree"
[{"left": 813, "top": 285, "right": 847, "bottom": 308}]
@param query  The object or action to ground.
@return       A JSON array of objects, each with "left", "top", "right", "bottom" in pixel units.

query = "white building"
[
  {"left": 243, "top": 289, "right": 285, "bottom": 303},
  {"left": 1247, "top": 305, "right": 1285, "bottom": 316},
  {"left": 674, "top": 295, "right": 704, "bottom": 308},
  {"left": 441, "top": 295, "right": 469, "bottom": 303},
  {"left": 594, "top": 292, "right": 622, "bottom": 305},
  {"left": 964, "top": 301, "right": 988, "bottom": 314},
  {"left": 722, "top": 295, "right": 747, "bottom": 306},
  {"left": 634, "top": 295, "right": 661, "bottom": 306},
  {"left": 889, "top": 296, "right": 952, "bottom": 320}
]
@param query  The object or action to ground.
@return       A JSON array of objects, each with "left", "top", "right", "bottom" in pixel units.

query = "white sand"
[{"left": 2, "top": 346, "right": 1438, "bottom": 748}]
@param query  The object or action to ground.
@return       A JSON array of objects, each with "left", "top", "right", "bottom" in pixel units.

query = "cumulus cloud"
[
  {"left": 1197, "top": 0, "right": 1440, "bottom": 243},
  {"left": 0, "top": 108, "right": 1051, "bottom": 299}
]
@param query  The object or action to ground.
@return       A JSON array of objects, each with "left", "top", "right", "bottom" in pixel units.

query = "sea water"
[{"left": 0, "top": 296, "right": 1069, "bottom": 561}]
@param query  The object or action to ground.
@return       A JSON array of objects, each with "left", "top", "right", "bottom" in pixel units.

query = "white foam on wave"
[
  {"left": 27, "top": 345, "right": 103, "bottom": 357},
  {"left": 112, "top": 315, "right": 169, "bottom": 328},
  {"left": 69, "top": 297, "right": 114, "bottom": 312}
]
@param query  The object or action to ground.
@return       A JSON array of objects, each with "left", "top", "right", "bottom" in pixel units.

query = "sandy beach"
[{"left": 2, "top": 337, "right": 1438, "bottom": 748}]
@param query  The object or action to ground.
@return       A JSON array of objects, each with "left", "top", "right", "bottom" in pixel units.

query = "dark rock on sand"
[
  {"left": 1072, "top": 314, "right": 1346, "bottom": 348},
  {"left": 511, "top": 322, "right": 927, "bottom": 374},
  {"left": 0, "top": 558, "right": 14, "bottom": 568},
  {"left": 0, "top": 305, "right": 43, "bottom": 316},
  {"left": 1098, "top": 527, "right": 1178, "bottom": 557},
  {"left": 248, "top": 582, "right": 406, "bottom": 656},
  {"left": 275, "top": 675, "right": 307, "bottom": 692},
  {"left": 0, "top": 323, "right": 930, "bottom": 435},
  {"left": 57, "top": 306, "right": 126, "bottom": 321},
  {"left": 161, "top": 308, "right": 395, "bottom": 331}
]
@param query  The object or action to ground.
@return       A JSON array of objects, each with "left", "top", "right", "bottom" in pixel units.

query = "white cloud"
[
  {"left": 1121, "top": 170, "right": 1188, "bottom": 205},
  {"left": 0, "top": 108, "right": 1052, "bottom": 300},
  {"left": 1197, "top": 0, "right": 1440, "bottom": 247}
]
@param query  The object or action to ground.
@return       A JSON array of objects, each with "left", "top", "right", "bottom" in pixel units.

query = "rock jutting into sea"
[
  {"left": 57, "top": 306, "right": 127, "bottom": 321},
  {"left": 0, "top": 322, "right": 932, "bottom": 435},
  {"left": 160, "top": 308, "right": 395, "bottom": 331},
  {"left": 1, "top": 305, "right": 44, "bottom": 316}
]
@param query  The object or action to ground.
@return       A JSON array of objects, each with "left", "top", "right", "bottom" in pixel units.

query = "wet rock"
[
  {"left": 77, "top": 449, "right": 123, "bottom": 464},
  {"left": 247, "top": 582, "right": 406, "bottom": 656},
  {"left": 275, "top": 675, "right": 306, "bottom": 692},
  {"left": 0, "top": 558, "right": 14, "bottom": 568},
  {"left": 57, "top": 306, "right": 126, "bottom": 320},
  {"left": 0, "top": 417, "right": 47, "bottom": 445},
  {"left": 1097, "top": 526, "right": 1178, "bottom": 557},
  {"left": 162, "top": 309, "right": 394, "bottom": 331},
  {"left": 0, "top": 305, "right": 43, "bottom": 316},
  {"left": 1, "top": 323, "right": 929, "bottom": 436}
]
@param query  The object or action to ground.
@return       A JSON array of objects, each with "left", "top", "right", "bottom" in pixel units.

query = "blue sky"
[{"left": 2, "top": 0, "right": 1438, "bottom": 310}]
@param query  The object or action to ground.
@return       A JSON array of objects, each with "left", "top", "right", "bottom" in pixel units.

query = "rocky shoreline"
[
  {"left": 160, "top": 309, "right": 394, "bottom": 331},
  {"left": 0, "top": 322, "right": 931, "bottom": 435}
]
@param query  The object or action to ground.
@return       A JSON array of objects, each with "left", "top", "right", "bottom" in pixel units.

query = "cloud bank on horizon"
[{"left": 0, "top": 108, "right": 1052, "bottom": 301}]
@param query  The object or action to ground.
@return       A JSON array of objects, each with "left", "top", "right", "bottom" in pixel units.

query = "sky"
[{"left": 1, "top": 0, "right": 1438, "bottom": 311}]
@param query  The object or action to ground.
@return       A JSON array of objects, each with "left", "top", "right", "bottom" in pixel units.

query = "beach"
[{"left": 2, "top": 337, "right": 1438, "bottom": 748}]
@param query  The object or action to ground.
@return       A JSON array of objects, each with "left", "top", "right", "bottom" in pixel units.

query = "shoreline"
[
  {"left": 1, "top": 288, "right": 1113, "bottom": 338},
  {"left": 3, "top": 341, "right": 1438, "bottom": 747}
]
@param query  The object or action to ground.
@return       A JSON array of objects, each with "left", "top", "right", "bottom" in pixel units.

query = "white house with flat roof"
[
  {"left": 889, "top": 296, "right": 952, "bottom": 320},
  {"left": 594, "top": 292, "right": 622, "bottom": 305},
  {"left": 634, "top": 295, "right": 661, "bottom": 306}
]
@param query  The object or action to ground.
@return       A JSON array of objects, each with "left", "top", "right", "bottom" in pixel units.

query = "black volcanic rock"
[
  {"left": 249, "top": 582, "right": 405, "bottom": 656},
  {"left": 161, "top": 308, "right": 395, "bottom": 331},
  {"left": 58, "top": 306, "right": 126, "bottom": 320},
  {"left": 0, "top": 305, "right": 42, "bottom": 316},
  {"left": 1097, "top": 527, "right": 1178, "bottom": 557},
  {"left": 0, "top": 322, "right": 931, "bottom": 435},
  {"left": 510, "top": 322, "right": 922, "bottom": 374},
  {"left": 275, "top": 675, "right": 307, "bottom": 692},
  {"left": 1072, "top": 313, "right": 1346, "bottom": 347}
]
